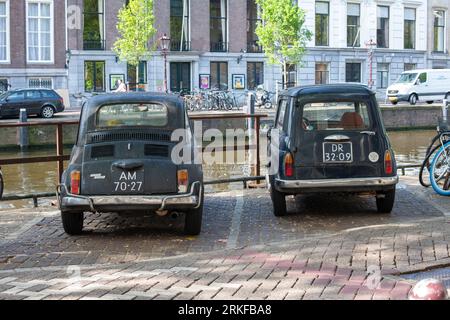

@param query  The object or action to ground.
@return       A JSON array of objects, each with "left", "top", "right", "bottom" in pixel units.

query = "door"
[
  {"left": 25, "top": 90, "right": 43, "bottom": 114},
  {"left": 414, "top": 72, "right": 428, "bottom": 100},
  {"left": 170, "top": 62, "right": 191, "bottom": 93},
  {"left": 2, "top": 91, "right": 25, "bottom": 117},
  {"left": 296, "top": 99, "right": 385, "bottom": 179}
]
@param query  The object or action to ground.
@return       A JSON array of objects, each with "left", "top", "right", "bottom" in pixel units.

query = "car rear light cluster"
[
  {"left": 284, "top": 153, "right": 294, "bottom": 177},
  {"left": 70, "top": 170, "right": 81, "bottom": 194},
  {"left": 384, "top": 150, "right": 393, "bottom": 175},
  {"left": 177, "top": 169, "right": 188, "bottom": 193}
]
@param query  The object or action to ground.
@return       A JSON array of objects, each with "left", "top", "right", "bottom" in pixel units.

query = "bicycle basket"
[{"left": 438, "top": 117, "right": 450, "bottom": 133}]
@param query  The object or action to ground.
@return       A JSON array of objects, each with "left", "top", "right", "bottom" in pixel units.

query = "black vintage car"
[
  {"left": 267, "top": 84, "right": 398, "bottom": 216},
  {"left": 0, "top": 89, "right": 65, "bottom": 119},
  {"left": 57, "top": 93, "right": 204, "bottom": 235}
]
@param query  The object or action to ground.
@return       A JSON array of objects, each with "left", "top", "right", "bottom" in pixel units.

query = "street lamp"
[
  {"left": 160, "top": 34, "right": 171, "bottom": 93},
  {"left": 365, "top": 39, "right": 377, "bottom": 89}
]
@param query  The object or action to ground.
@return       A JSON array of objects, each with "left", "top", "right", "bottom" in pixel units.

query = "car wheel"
[
  {"left": 426, "top": 101, "right": 434, "bottom": 104},
  {"left": 61, "top": 211, "right": 84, "bottom": 235},
  {"left": 376, "top": 188, "right": 395, "bottom": 214},
  {"left": 269, "top": 176, "right": 287, "bottom": 216},
  {"left": 409, "top": 94, "right": 418, "bottom": 105},
  {"left": 40, "top": 105, "right": 55, "bottom": 119}
]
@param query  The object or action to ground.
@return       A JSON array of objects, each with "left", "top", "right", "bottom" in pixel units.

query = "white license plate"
[
  {"left": 111, "top": 170, "right": 144, "bottom": 194},
  {"left": 323, "top": 142, "right": 353, "bottom": 163}
]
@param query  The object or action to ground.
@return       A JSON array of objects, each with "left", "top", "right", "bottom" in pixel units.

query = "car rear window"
[
  {"left": 41, "top": 90, "right": 58, "bottom": 98},
  {"left": 302, "top": 101, "right": 371, "bottom": 131},
  {"left": 97, "top": 103, "right": 168, "bottom": 128}
]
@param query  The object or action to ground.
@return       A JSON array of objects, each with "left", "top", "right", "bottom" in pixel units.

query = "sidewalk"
[{"left": 0, "top": 176, "right": 449, "bottom": 300}]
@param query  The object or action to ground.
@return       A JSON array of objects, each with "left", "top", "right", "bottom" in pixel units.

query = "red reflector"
[
  {"left": 384, "top": 151, "right": 393, "bottom": 175},
  {"left": 70, "top": 171, "right": 80, "bottom": 195},
  {"left": 284, "top": 153, "right": 294, "bottom": 177}
]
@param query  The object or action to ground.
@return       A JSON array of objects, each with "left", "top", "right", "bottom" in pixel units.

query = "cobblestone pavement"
[{"left": 0, "top": 176, "right": 449, "bottom": 300}]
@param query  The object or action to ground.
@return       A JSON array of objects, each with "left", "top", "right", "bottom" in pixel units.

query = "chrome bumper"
[
  {"left": 274, "top": 176, "right": 398, "bottom": 191},
  {"left": 57, "top": 181, "right": 203, "bottom": 212}
]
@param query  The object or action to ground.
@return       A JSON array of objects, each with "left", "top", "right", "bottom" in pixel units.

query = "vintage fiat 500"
[
  {"left": 57, "top": 93, "right": 203, "bottom": 235},
  {"left": 267, "top": 84, "right": 398, "bottom": 216}
]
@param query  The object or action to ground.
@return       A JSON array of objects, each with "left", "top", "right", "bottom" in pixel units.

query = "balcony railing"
[
  {"left": 210, "top": 41, "right": 228, "bottom": 52},
  {"left": 83, "top": 39, "right": 106, "bottom": 51},
  {"left": 247, "top": 41, "right": 263, "bottom": 53},
  {"left": 170, "top": 41, "right": 191, "bottom": 52}
]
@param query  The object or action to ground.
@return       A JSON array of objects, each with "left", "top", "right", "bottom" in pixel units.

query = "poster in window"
[
  {"left": 232, "top": 74, "right": 245, "bottom": 90},
  {"left": 110, "top": 74, "right": 125, "bottom": 91},
  {"left": 199, "top": 74, "right": 210, "bottom": 90}
]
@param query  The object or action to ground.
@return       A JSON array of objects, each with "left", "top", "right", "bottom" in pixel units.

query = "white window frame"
[
  {"left": 0, "top": 0, "right": 10, "bottom": 63},
  {"left": 26, "top": 0, "right": 54, "bottom": 64},
  {"left": 433, "top": 9, "right": 447, "bottom": 53}
]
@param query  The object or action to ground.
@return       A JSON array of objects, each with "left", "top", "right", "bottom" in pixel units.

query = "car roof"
[
  {"left": 403, "top": 69, "right": 450, "bottom": 73},
  {"left": 281, "top": 84, "right": 375, "bottom": 97},
  {"left": 84, "top": 92, "right": 183, "bottom": 110}
]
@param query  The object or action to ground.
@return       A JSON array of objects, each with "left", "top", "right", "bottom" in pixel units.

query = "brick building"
[{"left": 1, "top": 0, "right": 449, "bottom": 104}]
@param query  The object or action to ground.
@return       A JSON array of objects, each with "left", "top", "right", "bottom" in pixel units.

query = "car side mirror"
[{"left": 415, "top": 80, "right": 420, "bottom": 85}]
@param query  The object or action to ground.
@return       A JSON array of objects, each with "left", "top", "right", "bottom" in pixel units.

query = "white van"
[{"left": 386, "top": 69, "right": 450, "bottom": 105}]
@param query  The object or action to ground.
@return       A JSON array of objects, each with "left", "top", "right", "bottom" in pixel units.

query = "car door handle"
[
  {"left": 360, "top": 131, "right": 376, "bottom": 136},
  {"left": 112, "top": 160, "right": 144, "bottom": 171}
]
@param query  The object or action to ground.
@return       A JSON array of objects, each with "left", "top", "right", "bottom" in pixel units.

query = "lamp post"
[
  {"left": 160, "top": 34, "right": 171, "bottom": 93},
  {"left": 365, "top": 39, "right": 377, "bottom": 89}
]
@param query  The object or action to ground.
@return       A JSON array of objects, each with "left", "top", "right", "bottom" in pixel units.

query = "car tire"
[
  {"left": 61, "top": 211, "right": 84, "bottom": 235},
  {"left": 376, "top": 188, "right": 395, "bottom": 214},
  {"left": 184, "top": 191, "right": 204, "bottom": 236},
  {"left": 40, "top": 105, "right": 55, "bottom": 119},
  {"left": 409, "top": 94, "right": 418, "bottom": 105},
  {"left": 269, "top": 176, "right": 287, "bottom": 216},
  {"left": 426, "top": 101, "right": 434, "bottom": 104}
]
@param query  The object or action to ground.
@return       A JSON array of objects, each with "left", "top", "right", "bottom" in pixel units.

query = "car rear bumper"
[
  {"left": 57, "top": 181, "right": 203, "bottom": 212},
  {"left": 273, "top": 176, "right": 398, "bottom": 193}
]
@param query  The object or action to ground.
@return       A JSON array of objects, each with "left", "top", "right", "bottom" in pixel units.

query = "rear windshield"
[
  {"left": 97, "top": 103, "right": 168, "bottom": 128},
  {"left": 302, "top": 101, "right": 371, "bottom": 131}
]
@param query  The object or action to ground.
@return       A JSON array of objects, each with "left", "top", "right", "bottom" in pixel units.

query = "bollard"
[
  {"left": 18, "top": 109, "right": 29, "bottom": 149},
  {"left": 246, "top": 93, "right": 256, "bottom": 180}
]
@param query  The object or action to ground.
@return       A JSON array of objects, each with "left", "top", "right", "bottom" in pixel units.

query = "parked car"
[
  {"left": 267, "top": 84, "right": 398, "bottom": 216},
  {"left": 57, "top": 93, "right": 204, "bottom": 235},
  {"left": 386, "top": 69, "right": 450, "bottom": 105},
  {"left": 0, "top": 89, "right": 65, "bottom": 119}
]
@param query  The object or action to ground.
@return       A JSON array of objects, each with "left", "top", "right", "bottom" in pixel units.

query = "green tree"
[
  {"left": 113, "top": 0, "right": 156, "bottom": 87},
  {"left": 255, "top": 0, "right": 312, "bottom": 88}
]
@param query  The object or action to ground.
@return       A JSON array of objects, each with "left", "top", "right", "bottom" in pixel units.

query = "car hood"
[{"left": 387, "top": 83, "right": 412, "bottom": 93}]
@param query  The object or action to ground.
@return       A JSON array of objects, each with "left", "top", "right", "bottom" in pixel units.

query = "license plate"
[
  {"left": 111, "top": 170, "right": 144, "bottom": 194},
  {"left": 388, "top": 97, "right": 398, "bottom": 101},
  {"left": 323, "top": 142, "right": 353, "bottom": 163}
]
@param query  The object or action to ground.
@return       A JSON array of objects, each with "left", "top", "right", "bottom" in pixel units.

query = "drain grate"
[{"left": 401, "top": 267, "right": 450, "bottom": 288}]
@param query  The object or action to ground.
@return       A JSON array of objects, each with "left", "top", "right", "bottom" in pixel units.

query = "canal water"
[{"left": 0, "top": 129, "right": 436, "bottom": 198}]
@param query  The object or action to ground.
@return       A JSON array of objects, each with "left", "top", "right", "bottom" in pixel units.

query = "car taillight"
[
  {"left": 177, "top": 169, "right": 188, "bottom": 193},
  {"left": 284, "top": 153, "right": 294, "bottom": 177},
  {"left": 70, "top": 171, "right": 80, "bottom": 195},
  {"left": 384, "top": 150, "right": 393, "bottom": 175}
]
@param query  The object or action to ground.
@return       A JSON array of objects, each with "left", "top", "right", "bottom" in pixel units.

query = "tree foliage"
[
  {"left": 255, "top": 0, "right": 312, "bottom": 67},
  {"left": 113, "top": 0, "right": 156, "bottom": 67}
]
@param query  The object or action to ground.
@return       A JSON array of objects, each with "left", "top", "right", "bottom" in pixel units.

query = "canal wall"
[{"left": 0, "top": 104, "right": 442, "bottom": 149}]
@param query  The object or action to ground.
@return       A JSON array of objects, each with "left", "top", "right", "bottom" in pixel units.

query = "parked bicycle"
[
  {"left": 420, "top": 100, "right": 450, "bottom": 195},
  {"left": 255, "top": 86, "right": 275, "bottom": 109},
  {"left": 182, "top": 89, "right": 241, "bottom": 111}
]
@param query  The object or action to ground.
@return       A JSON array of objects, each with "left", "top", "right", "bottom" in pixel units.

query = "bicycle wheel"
[
  {"left": 0, "top": 169, "right": 3, "bottom": 200},
  {"left": 429, "top": 141, "right": 450, "bottom": 195},
  {"left": 420, "top": 144, "right": 441, "bottom": 187}
]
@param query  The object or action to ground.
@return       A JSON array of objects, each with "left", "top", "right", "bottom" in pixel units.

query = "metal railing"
[
  {"left": 83, "top": 40, "right": 106, "bottom": 51},
  {"left": 170, "top": 40, "right": 191, "bottom": 52},
  {"left": 210, "top": 41, "right": 228, "bottom": 52}
]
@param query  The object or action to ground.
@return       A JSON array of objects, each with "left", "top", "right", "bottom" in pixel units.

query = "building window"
[
  {"left": 285, "top": 64, "right": 297, "bottom": 88},
  {"left": 27, "top": 0, "right": 53, "bottom": 63},
  {"left": 377, "top": 63, "right": 389, "bottom": 89},
  {"left": 29, "top": 77, "right": 53, "bottom": 89},
  {"left": 83, "top": 0, "right": 104, "bottom": 50},
  {"left": 0, "top": 1, "right": 9, "bottom": 62},
  {"left": 84, "top": 61, "right": 105, "bottom": 92},
  {"left": 170, "top": 62, "right": 191, "bottom": 92},
  {"left": 346, "top": 62, "right": 361, "bottom": 83},
  {"left": 170, "top": 0, "right": 190, "bottom": 51},
  {"left": 347, "top": 3, "right": 360, "bottom": 47},
  {"left": 210, "top": 0, "right": 227, "bottom": 52},
  {"left": 247, "top": 0, "right": 262, "bottom": 53},
  {"left": 404, "top": 63, "right": 416, "bottom": 71},
  {"left": 434, "top": 10, "right": 445, "bottom": 52},
  {"left": 247, "top": 62, "right": 264, "bottom": 90},
  {"left": 315, "top": 1, "right": 329, "bottom": 46},
  {"left": 404, "top": 8, "right": 415, "bottom": 49},
  {"left": 315, "top": 63, "right": 329, "bottom": 84},
  {"left": 127, "top": 61, "right": 147, "bottom": 91},
  {"left": 210, "top": 61, "right": 228, "bottom": 90},
  {"left": 377, "top": 6, "right": 389, "bottom": 48}
]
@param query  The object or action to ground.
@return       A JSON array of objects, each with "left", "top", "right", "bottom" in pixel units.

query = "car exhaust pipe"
[
  {"left": 170, "top": 212, "right": 180, "bottom": 220},
  {"left": 156, "top": 209, "right": 168, "bottom": 217}
]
